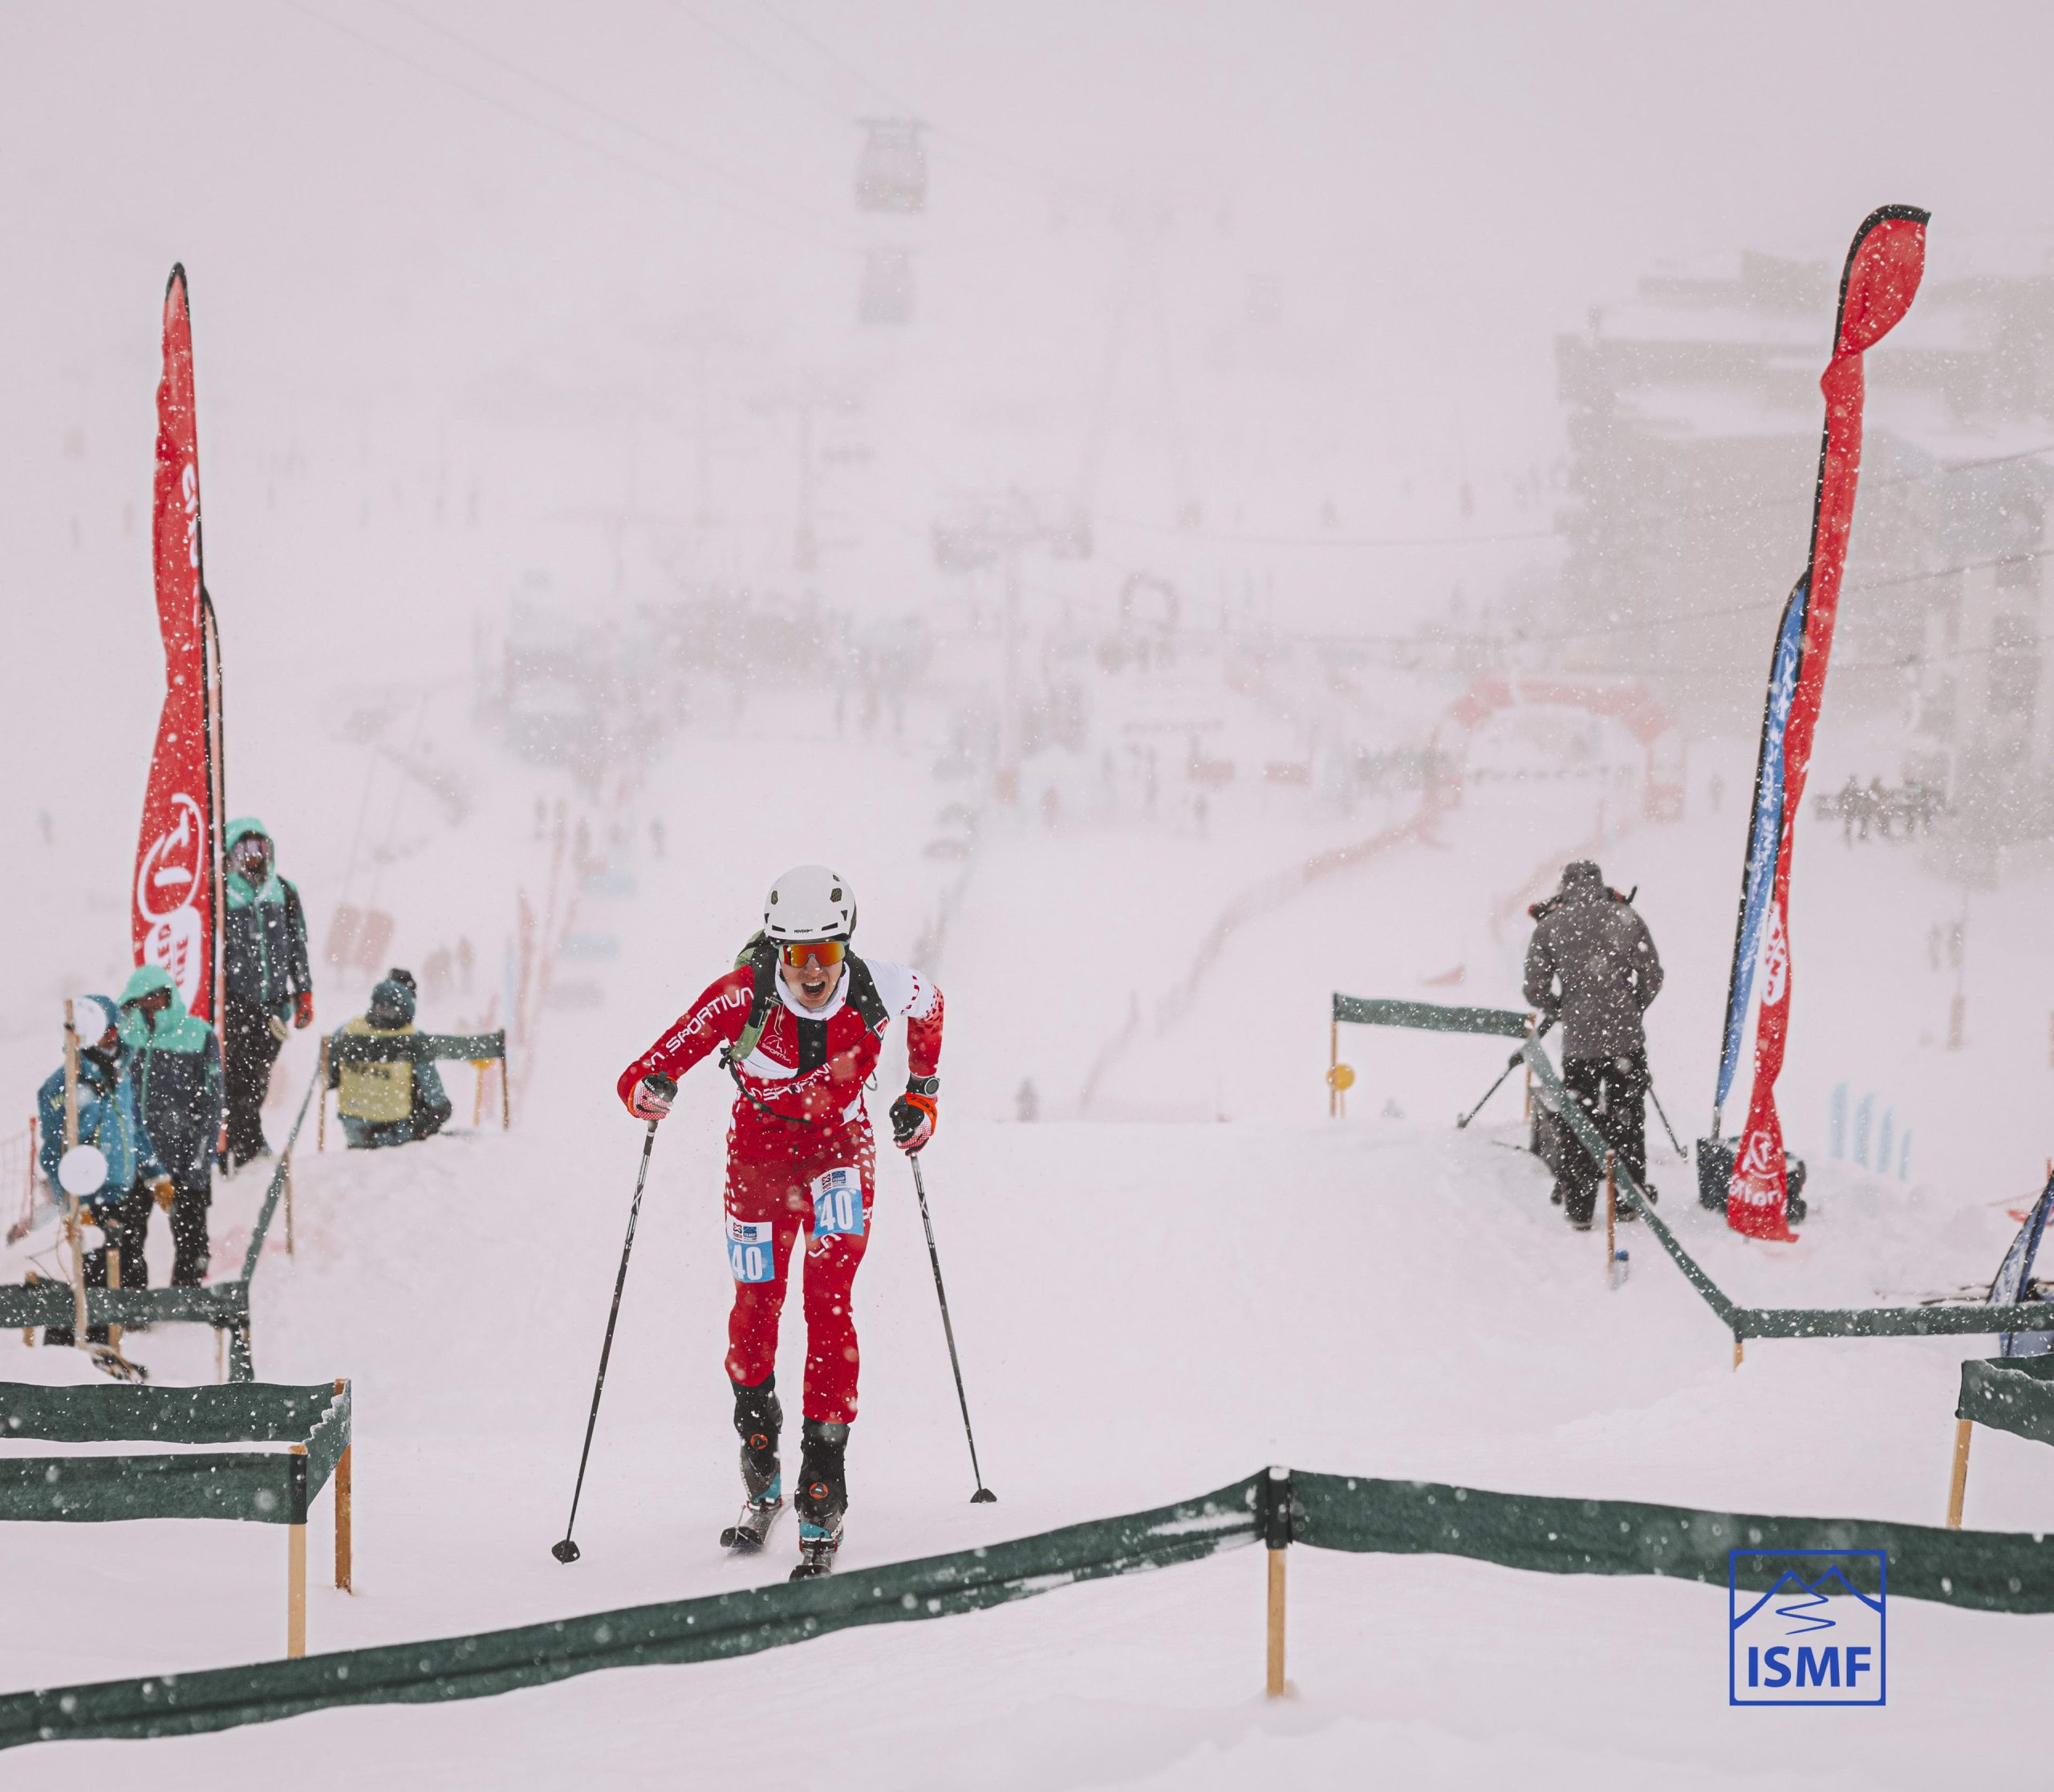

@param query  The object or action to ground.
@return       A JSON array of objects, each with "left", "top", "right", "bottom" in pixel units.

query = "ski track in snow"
[{"left": 2, "top": 725, "right": 2051, "bottom": 1788}]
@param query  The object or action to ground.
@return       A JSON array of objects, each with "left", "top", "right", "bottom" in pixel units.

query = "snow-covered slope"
[{"left": 4, "top": 705, "right": 2049, "bottom": 1788}]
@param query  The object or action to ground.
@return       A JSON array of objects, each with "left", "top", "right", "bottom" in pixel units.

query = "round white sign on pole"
[{"left": 58, "top": 1144, "right": 108, "bottom": 1200}]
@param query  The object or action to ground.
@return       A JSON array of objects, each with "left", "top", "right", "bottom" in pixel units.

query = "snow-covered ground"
[{"left": 3, "top": 702, "right": 2048, "bottom": 1788}]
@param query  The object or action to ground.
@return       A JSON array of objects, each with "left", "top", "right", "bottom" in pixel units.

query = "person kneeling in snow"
[
  {"left": 37, "top": 995, "right": 177, "bottom": 1344},
  {"left": 615, "top": 865, "right": 944, "bottom": 1580},
  {"left": 118, "top": 965, "right": 224, "bottom": 1286},
  {"left": 328, "top": 975, "right": 453, "bottom": 1149},
  {"left": 1523, "top": 859, "right": 1663, "bottom": 1230}
]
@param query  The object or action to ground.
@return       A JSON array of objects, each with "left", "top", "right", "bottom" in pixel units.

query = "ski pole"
[
  {"left": 1646, "top": 1079, "right": 1686, "bottom": 1159},
  {"left": 908, "top": 1155, "right": 996, "bottom": 1503},
  {"left": 1458, "top": 1016, "right": 1553, "bottom": 1129},
  {"left": 552, "top": 1115, "right": 662, "bottom": 1563}
]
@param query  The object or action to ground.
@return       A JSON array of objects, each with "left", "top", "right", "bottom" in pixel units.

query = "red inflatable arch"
[{"left": 1428, "top": 676, "right": 1683, "bottom": 824}]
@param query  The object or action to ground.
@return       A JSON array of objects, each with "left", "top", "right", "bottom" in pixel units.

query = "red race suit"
[{"left": 617, "top": 957, "right": 943, "bottom": 1424}]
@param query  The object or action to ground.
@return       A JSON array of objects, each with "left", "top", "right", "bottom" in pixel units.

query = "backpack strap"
[
  {"left": 842, "top": 953, "right": 891, "bottom": 1036},
  {"left": 726, "top": 933, "right": 781, "bottom": 1067}
]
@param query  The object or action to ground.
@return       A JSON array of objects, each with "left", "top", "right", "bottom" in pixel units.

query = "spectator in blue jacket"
[
  {"left": 119, "top": 965, "right": 224, "bottom": 1286},
  {"left": 38, "top": 995, "right": 175, "bottom": 1344},
  {"left": 220, "top": 817, "right": 314, "bottom": 1173}
]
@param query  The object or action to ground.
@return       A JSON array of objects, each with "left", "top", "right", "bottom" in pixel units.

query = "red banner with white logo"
[
  {"left": 133, "top": 265, "right": 222, "bottom": 1023},
  {"left": 1727, "top": 208, "right": 1929, "bottom": 1240}
]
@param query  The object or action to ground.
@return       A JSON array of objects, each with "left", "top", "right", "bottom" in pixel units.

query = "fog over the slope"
[{"left": 3, "top": 2, "right": 2052, "bottom": 888}]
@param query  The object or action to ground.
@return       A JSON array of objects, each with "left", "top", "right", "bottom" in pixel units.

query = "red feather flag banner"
[
  {"left": 133, "top": 265, "right": 226, "bottom": 1024},
  {"left": 1727, "top": 207, "right": 1930, "bottom": 1241}
]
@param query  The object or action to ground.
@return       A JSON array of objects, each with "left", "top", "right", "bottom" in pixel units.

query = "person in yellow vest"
[{"left": 328, "top": 975, "right": 453, "bottom": 1149}]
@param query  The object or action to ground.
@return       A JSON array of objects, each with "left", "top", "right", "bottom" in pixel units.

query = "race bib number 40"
[
  {"left": 727, "top": 1217, "right": 776, "bottom": 1285},
  {"left": 810, "top": 1166, "right": 865, "bottom": 1238}
]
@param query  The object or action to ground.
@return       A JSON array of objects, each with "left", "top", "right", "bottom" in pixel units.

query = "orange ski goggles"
[{"left": 777, "top": 939, "right": 847, "bottom": 969}]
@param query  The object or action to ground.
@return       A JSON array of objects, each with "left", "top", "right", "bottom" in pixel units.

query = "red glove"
[
  {"left": 631, "top": 1073, "right": 678, "bottom": 1121},
  {"left": 889, "top": 1083, "right": 937, "bottom": 1154},
  {"left": 294, "top": 990, "right": 315, "bottom": 1030}
]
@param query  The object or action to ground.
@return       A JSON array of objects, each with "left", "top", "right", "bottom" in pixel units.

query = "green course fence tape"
[
  {"left": 7, "top": 1465, "right": 2052, "bottom": 1752},
  {"left": 1292, "top": 1472, "right": 2054, "bottom": 1611},
  {"left": 0, "top": 1381, "right": 343, "bottom": 1446},
  {"left": 1333, "top": 995, "right": 1529, "bottom": 1038},
  {"left": 327, "top": 1031, "right": 505, "bottom": 1067},
  {"left": 1959, "top": 1355, "right": 2054, "bottom": 1449},
  {"left": 1513, "top": 1037, "right": 2048, "bottom": 1345},
  {"left": 0, "top": 1476, "right": 1264, "bottom": 1751},
  {"left": 241, "top": 1062, "right": 324, "bottom": 1287},
  {"left": 0, "top": 1282, "right": 246, "bottom": 1331},
  {"left": 0, "top": 1382, "right": 351, "bottom": 1525}
]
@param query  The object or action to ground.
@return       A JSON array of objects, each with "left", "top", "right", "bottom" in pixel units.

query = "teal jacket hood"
[
  {"left": 118, "top": 964, "right": 214, "bottom": 1054},
  {"left": 224, "top": 815, "right": 284, "bottom": 908}
]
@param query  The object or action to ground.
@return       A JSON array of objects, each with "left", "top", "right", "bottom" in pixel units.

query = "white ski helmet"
[{"left": 763, "top": 864, "right": 856, "bottom": 943}]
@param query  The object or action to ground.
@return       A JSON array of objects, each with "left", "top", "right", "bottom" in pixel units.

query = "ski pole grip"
[
  {"left": 644, "top": 1074, "right": 678, "bottom": 1102},
  {"left": 1259, "top": 1465, "right": 1293, "bottom": 1550}
]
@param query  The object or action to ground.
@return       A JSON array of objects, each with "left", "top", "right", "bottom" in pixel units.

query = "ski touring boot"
[
  {"left": 789, "top": 1418, "right": 848, "bottom": 1581},
  {"left": 720, "top": 1375, "right": 786, "bottom": 1554}
]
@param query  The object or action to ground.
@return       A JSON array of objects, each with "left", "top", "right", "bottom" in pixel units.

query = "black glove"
[
  {"left": 631, "top": 1072, "right": 679, "bottom": 1121},
  {"left": 889, "top": 1077, "right": 938, "bottom": 1154}
]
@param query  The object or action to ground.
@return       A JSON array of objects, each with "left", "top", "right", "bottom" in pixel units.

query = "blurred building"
[{"left": 1556, "top": 247, "right": 2054, "bottom": 865}]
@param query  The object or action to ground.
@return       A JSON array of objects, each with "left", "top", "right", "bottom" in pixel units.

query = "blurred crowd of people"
[{"left": 1822, "top": 774, "right": 1944, "bottom": 843}]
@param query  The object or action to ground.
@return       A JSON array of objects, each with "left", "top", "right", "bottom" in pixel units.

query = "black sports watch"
[{"left": 906, "top": 1074, "right": 940, "bottom": 1097}]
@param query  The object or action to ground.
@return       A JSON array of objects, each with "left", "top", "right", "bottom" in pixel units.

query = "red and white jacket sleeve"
[
  {"left": 904, "top": 975, "right": 943, "bottom": 1081},
  {"left": 615, "top": 969, "right": 750, "bottom": 1116}
]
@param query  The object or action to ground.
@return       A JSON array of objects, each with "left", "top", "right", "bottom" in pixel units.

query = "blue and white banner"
[{"left": 1715, "top": 578, "right": 1809, "bottom": 1117}]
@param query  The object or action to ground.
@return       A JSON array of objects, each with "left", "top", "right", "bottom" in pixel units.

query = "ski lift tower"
[{"left": 856, "top": 120, "right": 924, "bottom": 327}]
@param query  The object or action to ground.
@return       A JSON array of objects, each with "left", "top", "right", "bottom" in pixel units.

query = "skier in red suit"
[{"left": 616, "top": 865, "right": 941, "bottom": 1579}]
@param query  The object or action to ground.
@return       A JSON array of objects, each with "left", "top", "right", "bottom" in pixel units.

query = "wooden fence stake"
[
  {"left": 1732, "top": 1335, "right": 1744, "bottom": 1371},
  {"left": 1265, "top": 1546, "right": 1288, "bottom": 1697},
  {"left": 107, "top": 1246, "right": 121, "bottom": 1355},
  {"left": 316, "top": 1038, "right": 328, "bottom": 1152},
  {"left": 500, "top": 1054, "right": 511, "bottom": 1130},
  {"left": 284, "top": 1156, "right": 294, "bottom": 1259},
  {"left": 472, "top": 1062, "right": 486, "bottom": 1128},
  {"left": 1327, "top": 1018, "right": 1338, "bottom": 1119},
  {"left": 334, "top": 1379, "right": 353, "bottom": 1592},
  {"left": 1946, "top": 1417, "right": 1974, "bottom": 1529},
  {"left": 286, "top": 1516, "right": 307, "bottom": 1658},
  {"left": 1604, "top": 1152, "right": 1615, "bottom": 1288}
]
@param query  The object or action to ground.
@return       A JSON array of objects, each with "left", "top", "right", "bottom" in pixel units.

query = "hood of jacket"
[
  {"left": 224, "top": 815, "right": 284, "bottom": 908},
  {"left": 117, "top": 963, "right": 214, "bottom": 1054}
]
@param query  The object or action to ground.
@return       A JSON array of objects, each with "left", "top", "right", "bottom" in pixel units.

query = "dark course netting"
[{"left": 4, "top": 1466, "right": 2049, "bottom": 1752}]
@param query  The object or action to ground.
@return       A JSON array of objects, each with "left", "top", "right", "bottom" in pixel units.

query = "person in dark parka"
[
  {"left": 118, "top": 964, "right": 224, "bottom": 1285},
  {"left": 1522, "top": 859, "right": 1665, "bottom": 1229},
  {"left": 219, "top": 817, "right": 314, "bottom": 1172}
]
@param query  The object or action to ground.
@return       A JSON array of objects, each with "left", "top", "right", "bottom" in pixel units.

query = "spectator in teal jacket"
[
  {"left": 119, "top": 965, "right": 224, "bottom": 1285},
  {"left": 37, "top": 995, "right": 174, "bottom": 1344}
]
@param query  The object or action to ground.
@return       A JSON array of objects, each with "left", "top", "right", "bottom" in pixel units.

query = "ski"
[{"left": 720, "top": 1496, "right": 785, "bottom": 1555}]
